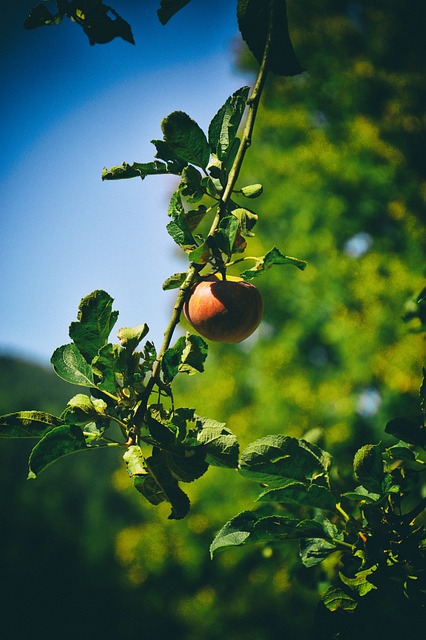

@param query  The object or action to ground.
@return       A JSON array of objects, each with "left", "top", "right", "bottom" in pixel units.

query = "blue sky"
[{"left": 1, "top": 1, "right": 250, "bottom": 364}]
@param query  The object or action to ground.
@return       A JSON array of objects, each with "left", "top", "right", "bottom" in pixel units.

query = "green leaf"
[
  {"left": 179, "top": 165, "right": 205, "bottom": 202},
  {"left": 208, "top": 87, "right": 250, "bottom": 160},
  {"left": 321, "top": 586, "right": 358, "bottom": 612},
  {"left": 299, "top": 537, "right": 338, "bottom": 568},
  {"left": 160, "top": 447, "right": 209, "bottom": 483},
  {"left": 196, "top": 417, "right": 239, "bottom": 468},
  {"left": 117, "top": 324, "right": 149, "bottom": 352},
  {"left": 28, "top": 425, "right": 87, "bottom": 478},
  {"left": 385, "top": 416, "right": 426, "bottom": 447},
  {"left": 239, "top": 435, "right": 332, "bottom": 486},
  {"left": 63, "top": 394, "right": 100, "bottom": 426},
  {"left": 341, "top": 486, "right": 381, "bottom": 504},
  {"left": 188, "top": 242, "right": 212, "bottom": 264},
  {"left": 166, "top": 191, "right": 196, "bottom": 249},
  {"left": 339, "top": 567, "right": 378, "bottom": 597},
  {"left": 101, "top": 160, "right": 168, "bottom": 181},
  {"left": 134, "top": 449, "right": 190, "bottom": 519},
  {"left": 150, "top": 139, "right": 186, "bottom": 174},
  {"left": 210, "top": 511, "right": 259, "bottom": 557},
  {"left": 258, "top": 481, "right": 336, "bottom": 511},
  {"left": 240, "top": 183, "right": 263, "bottom": 199},
  {"left": 69, "top": 290, "right": 119, "bottom": 363},
  {"left": 157, "top": 0, "right": 192, "bottom": 25},
  {"left": 232, "top": 207, "right": 258, "bottom": 236},
  {"left": 353, "top": 444, "right": 384, "bottom": 493},
  {"left": 145, "top": 411, "right": 177, "bottom": 446},
  {"left": 237, "top": 0, "right": 303, "bottom": 76},
  {"left": 240, "top": 246, "right": 307, "bottom": 280},
  {"left": 161, "top": 111, "right": 210, "bottom": 169},
  {"left": 162, "top": 333, "right": 208, "bottom": 383},
  {"left": 51, "top": 343, "right": 95, "bottom": 388},
  {"left": 214, "top": 215, "right": 240, "bottom": 257},
  {"left": 0, "top": 411, "right": 62, "bottom": 438},
  {"left": 210, "top": 510, "right": 328, "bottom": 557},
  {"left": 123, "top": 445, "right": 147, "bottom": 477},
  {"left": 91, "top": 344, "right": 121, "bottom": 395},
  {"left": 162, "top": 272, "right": 187, "bottom": 290},
  {"left": 24, "top": 4, "right": 62, "bottom": 29}
]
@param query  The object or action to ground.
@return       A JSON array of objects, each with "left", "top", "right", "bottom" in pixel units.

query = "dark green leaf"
[
  {"left": 91, "top": 344, "right": 121, "bottom": 395},
  {"left": 232, "top": 207, "right": 258, "bottom": 236},
  {"left": 385, "top": 416, "right": 426, "bottom": 447},
  {"left": 188, "top": 242, "right": 212, "bottom": 264},
  {"left": 186, "top": 206, "right": 208, "bottom": 232},
  {"left": 210, "top": 510, "right": 328, "bottom": 557},
  {"left": 162, "top": 272, "right": 187, "bottom": 290},
  {"left": 321, "top": 586, "right": 358, "bottom": 612},
  {"left": 353, "top": 443, "right": 384, "bottom": 493},
  {"left": 160, "top": 447, "right": 209, "bottom": 483},
  {"left": 162, "top": 333, "right": 208, "bottom": 383},
  {"left": 237, "top": 0, "right": 303, "bottom": 76},
  {"left": 145, "top": 411, "right": 177, "bottom": 446},
  {"left": 179, "top": 165, "right": 205, "bottom": 202},
  {"left": 240, "top": 246, "right": 307, "bottom": 280},
  {"left": 299, "top": 537, "right": 337, "bottom": 567},
  {"left": 0, "top": 411, "right": 62, "bottom": 438},
  {"left": 208, "top": 87, "right": 250, "bottom": 160},
  {"left": 69, "top": 290, "right": 119, "bottom": 363},
  {"left": 151, "top": 139, "right": 187, "bottom": 173},
  {"left": 24, "top": 3, "right": 62, "bottom": 29},
  {"left": 196, "top": 417, "right": 239, "bottom": 468},
  {"left": 101, "top": 161, "right": 168, "bottom": 181},
  {"left": 157, "top": 0, "right": 192, "bottom": 25},
  {"left": 63, "top": 394, "right": 100, "bottom": 426},
  {"left": 239, "top": 435, "right": 332, "bottom": 485},
  {"left": 28, "top": 425, "right": 87, "bottom": 478},
  {"left": 258, "top": 481, "right": 336, "bottom": 511},
  {"left": 210, "top": 511, "right": 259, "bottom": 557},
  {"left": 161, "top": 111, "right": 210, "bottom": 169},
  {"left": 341, "top": 486, "right": 381, "bottom": 504},
  {"left": 134, "top": 449, "right": 190, "bottom": 519},
  {"left": 214, "top": 215, "right": 240, "bottom": 257},
  {"left": 51, "top": 343, "right": 95, "bottom": 388}
]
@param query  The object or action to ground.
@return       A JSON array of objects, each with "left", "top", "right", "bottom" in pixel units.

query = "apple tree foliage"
[{"left": 1, "top": 0, "right": 425, "bottom": 635}]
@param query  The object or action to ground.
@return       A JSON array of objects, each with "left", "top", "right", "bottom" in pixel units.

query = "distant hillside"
[{"left": 0, "top": 354, "right": 78, "bottom": 416}]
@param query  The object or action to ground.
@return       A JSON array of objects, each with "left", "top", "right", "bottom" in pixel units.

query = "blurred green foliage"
[{"left": 1, "top": 1, "right": 425, "bottom": 639}]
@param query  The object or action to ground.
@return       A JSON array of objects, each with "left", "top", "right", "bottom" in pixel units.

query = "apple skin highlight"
[{"left": 183, "top": 276, "right": 264, "bottom": 343}]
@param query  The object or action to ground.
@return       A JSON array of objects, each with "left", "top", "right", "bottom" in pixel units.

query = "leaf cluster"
[
  {"left": 211, "top": 372, "right": 426, "bottom": 613},
  {"left": 102, "top": 87, "right": 306, "bottom": 283},
  {"left": 0, "top": 290, "right": 238, "bottom": 519}
]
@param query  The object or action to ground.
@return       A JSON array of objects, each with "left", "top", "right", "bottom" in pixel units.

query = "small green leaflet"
[
  {"left": 353, "top": 443, "right": 384, "bottom": 493},
  {"left": 69, "top": 290, "right": 119, "bottom": 363},
  {"left": 321, "top": 586, "right": 358, "bottom": 612},
  {"left": 28, "top": 424, "right": 87, "bottom": 478},
  {"left": 162, "top": 272, "right": 187, "bottom": 290},
  {"left": 299, "top": 537, "right": 337, "bottom": 568},
  {"left": 0, "top": 411, "right": 62, "bottom": 438},
  {"left": 117, "top": 323, "right": 149, "bottom": 352},
  {"left": 208, "top": 86, "right": 250, "bottom": 160},
  {"left": 51, "top": 343, "right": 95, "bottom": 388},
  {"left": 162, "top": 333, "right": 208, "bottom": 383},
  {"left": 102, "top": 161, "right": 169, "bottom": 181},
  {"left": 240, "top": 247, "right": 307, "bottom": 281},
  {"left": 339, "top": 567, "right": 378, "bottom": 597},
  {"left": 161, "top": 111, "right": 210, "bottom": 169}
]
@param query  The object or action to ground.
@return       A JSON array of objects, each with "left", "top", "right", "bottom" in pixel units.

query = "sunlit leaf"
[
  {"left": 0, "top": 411, "right": 62, "bottom": 438},
  {"left": 28, "top": 425, "right": 87, "bottom": 478},
  {"left": 196, "top": 417, "right": 239, "bottom": 468},
  {"left": 208, "top": 87, "right": 250, "bottom": 160},
  {"left": 258, "top": 481, "right": 336, "bottom": 511},
  {"left": 69, "top": 290, "right": 119, "bottom": 363},
  {"left": 51, "top": 343, "right": 95, "bottom": 388},
  {"left": 162, "top": 272, "right": 187, "bottom": 290},
  {"left": 117, "top": 324, "right": 149, "bottom": 352},
  {"left": 240, "top": 246, "right": 307, "bottom": 280}
]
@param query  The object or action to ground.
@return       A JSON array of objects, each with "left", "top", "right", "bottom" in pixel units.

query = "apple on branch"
[{"left": 183, "top": 275, "right": 264, "bottom": 344}]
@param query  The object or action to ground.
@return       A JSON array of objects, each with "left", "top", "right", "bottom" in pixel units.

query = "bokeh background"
[{"left": 1, "top": 1, "right": 425, "bottom": 639}]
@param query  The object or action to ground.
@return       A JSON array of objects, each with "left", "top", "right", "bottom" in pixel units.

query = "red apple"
[{"left": 183, "top": 275, "right": 264, "bottom": 343}]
